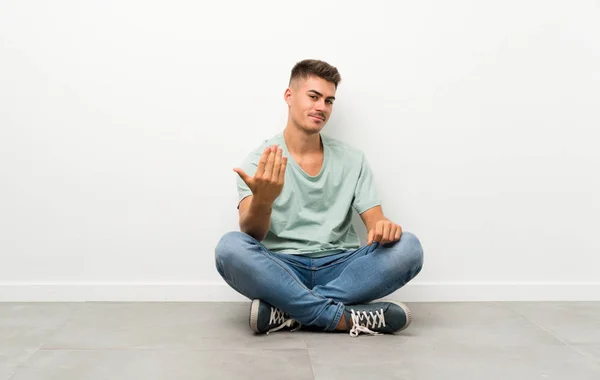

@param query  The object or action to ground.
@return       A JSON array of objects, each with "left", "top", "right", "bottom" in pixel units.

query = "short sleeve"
[
  {"left": 236, "top": 150, "right": 262, "bottom": 209},
  {"left": 352, "top": 153, "right": 381, "bottom": 214}
]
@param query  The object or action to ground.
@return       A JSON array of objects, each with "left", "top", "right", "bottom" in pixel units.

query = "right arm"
[
  {"left": 238, "top": 196, "right": 272, "bottom": 241},
  {"left": 234, "top": 145, "right": 287, "bottom": 242}
]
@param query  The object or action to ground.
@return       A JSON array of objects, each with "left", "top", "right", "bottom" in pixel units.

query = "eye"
[
  {"left": 309, "top": 95, "right": 317, "bottom": 100},
  {"left": 326, "top": 100, "right": 333, "bottom": 105}
]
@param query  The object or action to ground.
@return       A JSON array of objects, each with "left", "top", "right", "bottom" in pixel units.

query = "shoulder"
[{"left": 322, "top": 134, "right": 367, "bottom": 163}]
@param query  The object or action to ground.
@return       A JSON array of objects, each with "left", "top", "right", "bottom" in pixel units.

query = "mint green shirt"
[{"left": 236, "top": 132, "right": 381, "bottom": 257}]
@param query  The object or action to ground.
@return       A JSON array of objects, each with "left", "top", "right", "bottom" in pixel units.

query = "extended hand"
[
  {"left": 367, "top": 220, "right": 403, "bottom": 246},
  {"left": 233, "top": 145, "right": 288, "bottom": 205}
]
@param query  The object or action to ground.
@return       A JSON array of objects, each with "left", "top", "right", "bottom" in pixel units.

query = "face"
[{"left": 284, "top": 75, "right": 336, "bottom": 134}]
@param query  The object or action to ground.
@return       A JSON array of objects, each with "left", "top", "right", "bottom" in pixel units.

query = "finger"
[
  {"left": 382, "top": 223, "right": 391, "bottom": 244},
  {"left": 278, "top": 156, "right": 288, "bottom": 184},
  {"left": 263, "top": 146, "right": 276, "bottom": 179},
  {"left": 394, "top": 226, "right": 402, "bottom": 241},
  {"left": 387, "top": 223, "right": 396, "bottom": 243},
  {"left": 375, "top": 222, "right": 384, "bottom": 243},
  {"left": 367, "top": 229, "right": 374, "bottom": 246},
  {"left": 272, "top": 147, "right": 283, "bottom": 181},
  {"left": 385, "top": 223, "right": 396, "bottom": 243},
  {"left": 256, "top": 147, "right": 271, "bottom": 176},
  {"left": 233, "top": 168, "right": 251, "bottom": 185}
]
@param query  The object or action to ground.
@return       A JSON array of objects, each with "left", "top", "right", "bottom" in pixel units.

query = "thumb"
[
  {"left": 367, "top": 229, "right": 374, "bottom": 246},
  {"left": 233, "top": 168, "right": 251, "bottom": 185}
]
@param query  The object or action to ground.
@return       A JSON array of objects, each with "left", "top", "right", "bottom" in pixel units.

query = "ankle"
[{"left": 335, "top": 313, "right": 352, "bottom": 331}]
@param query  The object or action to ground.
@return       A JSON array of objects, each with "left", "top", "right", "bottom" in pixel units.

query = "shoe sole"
[
  {"left": 249, "top": 299, "right": 261, "bottom": 333},
  {"left": 379, "top": 299, "right": 412, "bottom": 332}
]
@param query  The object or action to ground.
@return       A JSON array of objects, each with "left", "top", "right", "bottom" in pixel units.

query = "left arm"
[{"left": 359, "top": 205, "right": 403, "bottom": 246}]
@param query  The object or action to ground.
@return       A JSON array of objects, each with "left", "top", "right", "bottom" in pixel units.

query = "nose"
[{"left": 314, "top": 99, "right": 327, "bottom": 112}]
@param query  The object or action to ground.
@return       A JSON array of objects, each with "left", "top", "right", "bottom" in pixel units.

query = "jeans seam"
[
  {"left": 314, "top": 247, "right": 366, "bottom": 271},
  {"left": 325, "top": 303, "right": 345, "bottom": 331},
  {"left": 271, "top": 252, "right": 313, "bottom": 270},
  {"left": 252, "top": 240, "right": 331, "bottom": 301}
]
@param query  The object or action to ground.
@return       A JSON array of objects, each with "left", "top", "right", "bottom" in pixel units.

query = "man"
[{"left": 215, "top": 59, "right": 424, "bottom": 337}]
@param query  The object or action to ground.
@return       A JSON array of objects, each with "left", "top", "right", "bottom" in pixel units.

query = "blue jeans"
[{"left": 215, "top": 231, "right": 424, "bottom": 331}]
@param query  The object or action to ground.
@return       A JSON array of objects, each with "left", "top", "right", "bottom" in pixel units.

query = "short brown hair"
[{"left": 289, "top": 59, "right": 342, "bottom": 88}]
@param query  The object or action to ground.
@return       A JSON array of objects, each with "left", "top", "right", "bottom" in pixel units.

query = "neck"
[{"left": 283, "top": 124, "right": 322, "bottom": 156}]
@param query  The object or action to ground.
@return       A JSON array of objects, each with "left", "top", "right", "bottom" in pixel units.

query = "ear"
[{"left": 283, "top": 87, "right": 292, "bottom": 106}]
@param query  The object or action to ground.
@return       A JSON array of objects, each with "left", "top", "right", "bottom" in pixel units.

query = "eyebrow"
[{"left": 308, "top": 89, "right": 335, "bottom": 101}]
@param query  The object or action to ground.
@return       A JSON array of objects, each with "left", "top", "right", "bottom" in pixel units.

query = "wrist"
[{"left": 250, "top": 198, "right": 273, "bottom": 212}]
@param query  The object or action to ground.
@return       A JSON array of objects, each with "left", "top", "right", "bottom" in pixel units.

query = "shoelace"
[
  {"left": 266, "top": 307, "right": 302, "bottom": 335},
  {"left": 348, "top": 308, "right": 386, "bottom": 337}
]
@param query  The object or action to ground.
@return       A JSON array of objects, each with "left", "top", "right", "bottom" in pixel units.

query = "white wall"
[{"left": 1, "top": 0, "right": 599, "bottom": 302}]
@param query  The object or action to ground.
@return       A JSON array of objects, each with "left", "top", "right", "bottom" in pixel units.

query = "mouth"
[{"left": 309, "top": 115, "right": 325, "bottom": 123}]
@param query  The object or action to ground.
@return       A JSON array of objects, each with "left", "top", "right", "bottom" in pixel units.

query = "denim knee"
[
  {"left": 399, "top": 231, "right": 424, "bottom": 273},
  {"left": 215, "top": 231, "right": 249, "bottom": 275}
]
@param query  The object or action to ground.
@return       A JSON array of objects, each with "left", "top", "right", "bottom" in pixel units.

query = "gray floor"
[{"left": 1, "top": 302, "right": 599, "bottom": 380}]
